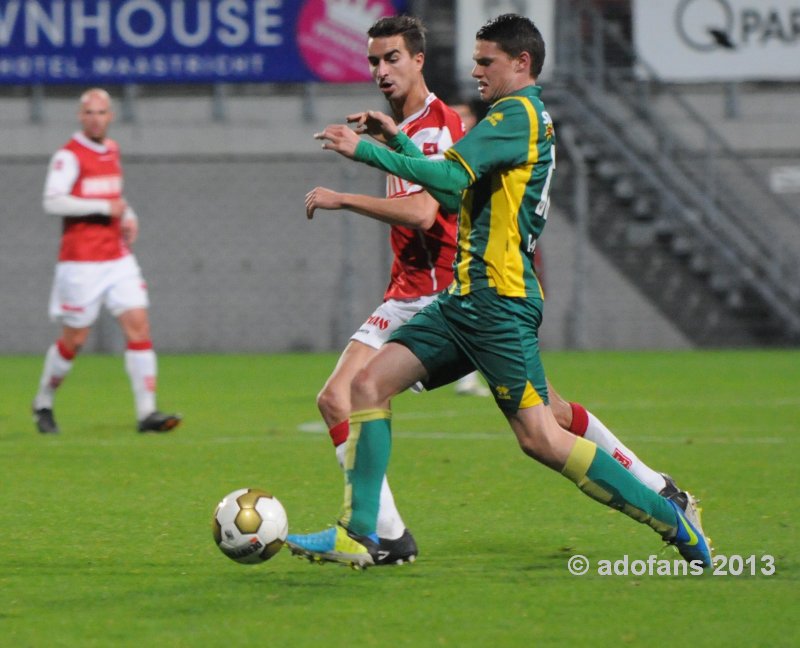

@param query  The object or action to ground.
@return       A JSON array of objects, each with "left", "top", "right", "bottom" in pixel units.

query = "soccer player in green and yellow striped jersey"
[
  {"left": 444, "top": 83, "right": 554, "bottom": 298},
  {"left": 286, "top": 14, "right": 712, "bottom": 570}
]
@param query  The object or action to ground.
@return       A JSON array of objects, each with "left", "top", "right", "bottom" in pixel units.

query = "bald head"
[
  {"left": 80, "top": 87, "right": 112, "bottom": 108},
  {"left": 78, "top": 88, "right": 114, "bottom": 143}
]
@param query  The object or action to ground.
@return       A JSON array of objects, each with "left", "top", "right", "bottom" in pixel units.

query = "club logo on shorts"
[{"left": 494, "top": 385, "right": 512, "bottom": 400}]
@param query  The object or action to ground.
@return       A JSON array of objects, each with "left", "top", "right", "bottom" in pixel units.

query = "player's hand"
[
  {"left": 108, "top": 197, "right": 128, "bottom": 219},
  {"left": 347, "top": 110, "right": 398, "bottom": 143},
  {"left": 121, "top": 216, "right": 139, "bottom": 245},
  {"left": 305, "top": 186, "right": 343, "bottom": 219},
  {"left": 313, "top": 124, "right": 361, "bottom": 158}
]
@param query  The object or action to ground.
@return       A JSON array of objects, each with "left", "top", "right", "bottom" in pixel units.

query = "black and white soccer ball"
[{"left": 212, "top": 488, "right": 288, "bottom": 564}]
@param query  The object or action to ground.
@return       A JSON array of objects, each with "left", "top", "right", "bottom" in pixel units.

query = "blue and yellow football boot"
[
  {"left": 286, "top": 525, "right": 378, "bottom": 569},
  {"left": 665, "top": 498, "right": 713, "bottom": 569}
]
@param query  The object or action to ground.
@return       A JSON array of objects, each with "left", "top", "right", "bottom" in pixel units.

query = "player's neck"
[
  {"left": 83, "top": 132, "right": 107, "bottom": 145},
  {"left": 391, "top": 83, "right": 431, "bottom": 122}
]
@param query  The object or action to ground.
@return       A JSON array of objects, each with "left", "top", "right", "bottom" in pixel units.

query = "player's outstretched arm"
[
  {"left": 387, "top": 130, "right": 425, "bottom": 159},
  {"left": 306, "top": 185, "right": 439, "bottom": 229},
  {"left": 353, "top": 140, "right": 471, "bottom": 203},
  {"left": 305, "top": 186, "right": 345, "bottom": 219},
  {"left": 313, "top": 124, "right": 466, "bottom": 214}
]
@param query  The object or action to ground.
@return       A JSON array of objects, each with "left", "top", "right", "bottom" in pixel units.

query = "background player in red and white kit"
[
  {"left": 32, "top": 88, "right": 181, "bottom": 435},
  {"left": 303, "top": 16, "right": 463, "bottom": 564}
]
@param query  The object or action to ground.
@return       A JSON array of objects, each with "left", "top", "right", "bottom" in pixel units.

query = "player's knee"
[
  {"left": 60, "top": 330, "right": 88, "bottom": 355},
  {"left": 58, "top": 339, "right": 82, "bottom": 358},
  {"left": 516, "top": 435, "right": 541, "bottom": 460},
  {"left": 316, "top": 385, "right": 348, "bottom": 422},
  {"left": 552, "top": 399, "right": 571, "bottom": 428},
  {"left": 350, "top": 369, "right": 381, "bottom": 409},
  {"left": 513, "top": 423, "right": 563, "bottom": 469}
]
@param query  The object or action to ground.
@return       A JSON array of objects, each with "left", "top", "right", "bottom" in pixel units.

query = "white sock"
[
  {"left": 334, "top": 441, "right": 406, "bottom": 540},
  {"left": 34, "top": 343, "right": 73, "bottom": 409},
  {"left": 125, "top": 347, "right": 157, "bottom": 421},
  {"left": 584, "top": 411, "right": 667, "bottom": 493}
]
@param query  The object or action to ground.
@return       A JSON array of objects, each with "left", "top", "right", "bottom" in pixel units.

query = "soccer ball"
[{"left": 212, "top": 488, "right": 288, "bottom": 564}]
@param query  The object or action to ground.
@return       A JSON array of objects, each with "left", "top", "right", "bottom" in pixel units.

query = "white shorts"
[
  {"left": 351, "top": 294, "right": 440, "bottom": 350},
  {"left": 48, "top": 255, "right": 149, "bottom": 328}
]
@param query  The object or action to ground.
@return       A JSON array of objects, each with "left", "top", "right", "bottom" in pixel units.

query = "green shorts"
[{"left": 389, "top": 288, "right": 548, "bottom": 414}]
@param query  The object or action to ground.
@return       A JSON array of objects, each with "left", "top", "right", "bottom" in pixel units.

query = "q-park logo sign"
[{"left": 675, "top": 0, "right": 800, "bottom": 52}]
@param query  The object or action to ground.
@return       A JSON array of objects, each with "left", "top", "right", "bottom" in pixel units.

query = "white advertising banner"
[
  {"left": 456, "top": 0, "right": 555, "bottom": 85},
  {"left": 633, "top": 0, "right": 800, "bottom": 82}
]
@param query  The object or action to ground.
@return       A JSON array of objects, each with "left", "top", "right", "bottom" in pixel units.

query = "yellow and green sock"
[
  {"left": 562, "top": 436, "right": 678, "bottom": 537},
  {"left": 339, "top": 409, "right": 392, "bottom": 538}
]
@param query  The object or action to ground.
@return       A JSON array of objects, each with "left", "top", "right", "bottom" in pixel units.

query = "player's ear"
[{"left": 516, "top": 51, "right": 532, "bottom": 75}]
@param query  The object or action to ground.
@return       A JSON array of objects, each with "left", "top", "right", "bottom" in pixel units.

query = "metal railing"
[{"left": 551, "top": 0, "right": 800, "bottom": 337}]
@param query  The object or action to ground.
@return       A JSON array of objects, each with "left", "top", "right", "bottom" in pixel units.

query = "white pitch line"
[
  {"left": 576, "top": 398, "right": 800, "bottom": 410},
  {"left": 296, "top": 422, "right": 788, "bottom": 444}
]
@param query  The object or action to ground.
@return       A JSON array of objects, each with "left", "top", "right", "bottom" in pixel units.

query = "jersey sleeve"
[
  {"left": 385, "top": 130, "right": 462, "bottom": 214},
  {"left": 43, "top": 149, "right": 79, "bottom": 200},
  {"left": 355, "top": 141, "right": 472, "bottom": 196},
  {"left": 42, "top": 148, "right": 112, "bottom": 217},
  {"left": 444, "top": 98, "right": 534, "bottom": 184},
  {"left": 389, "top": 130, "right": 425, "bottom": 159},
  {"left": 396, "top": 124, "right": 456, "bottom": 196}
]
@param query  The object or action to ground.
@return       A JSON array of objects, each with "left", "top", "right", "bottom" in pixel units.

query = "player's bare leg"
[
  {"left": 549, "top": 380, "right": 697, "bottom": 509},
  {"left": 506, "top": 404, "right": 712, "bottom": 567},
  {"left": 118, "top": 308, "right": 181, "bottom": 433},
  {"left": 32, "top": 325, "right": 91, "bottom": 434},
  {"left": 550, "top": 381, "right": 667, "bottom": 489},
  {"left": 316, "top": 340, "right": 415, "bottom": 562},
  {"left": 317, "top": 340, "right": 375, "bottom": 430},
  {"left": 287, "top": 342, "right": 426, "bottom": 567}
]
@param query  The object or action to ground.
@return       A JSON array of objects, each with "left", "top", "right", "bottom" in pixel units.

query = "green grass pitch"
[{"left": 1, "top": 350, "right": 797, "bottom": 646}]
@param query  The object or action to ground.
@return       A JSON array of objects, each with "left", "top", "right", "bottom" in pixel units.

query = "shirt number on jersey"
[{"left": 535, "top": 144, "right": 556, "bottom": 219}]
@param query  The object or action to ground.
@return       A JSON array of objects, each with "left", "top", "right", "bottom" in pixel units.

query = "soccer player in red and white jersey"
[
  {"left": 32, "top": 88, "right": 181, "bottom": 435},
  {"left": 302, "top": 16, "right": 465, "bottom": 564}
]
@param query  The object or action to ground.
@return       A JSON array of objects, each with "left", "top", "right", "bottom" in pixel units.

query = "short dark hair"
[
  {"left": 476, "top": 14, "right": 545, "bottom": 78},
  {"left": 368, "top": 15, "right": 427, "bottom": 56}
]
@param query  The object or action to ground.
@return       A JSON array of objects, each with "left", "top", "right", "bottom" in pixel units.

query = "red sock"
[
  {"left": 127, "top": 340, "right": 153, "bottom": 351},
  {"left": 329, "top": 420, "right": 349, "bottom": 447},
  {"left": 569, "top": 402, "right": 589, "bottom": 436},
  {"left": 56, "top": 339, "right": 77, "bottom": 361}
]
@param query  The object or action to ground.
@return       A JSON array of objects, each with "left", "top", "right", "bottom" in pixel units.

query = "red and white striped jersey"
[
  {"left": 384, "top": 93, "right": 465, "bottom": 300},
  {"left": 45, "top": 132, "right": 129, "bottom": 262}
]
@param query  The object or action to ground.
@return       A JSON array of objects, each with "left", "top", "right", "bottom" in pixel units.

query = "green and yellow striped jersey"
[{"left": 444, "top": 85, "right": 555, "bottom": 297}]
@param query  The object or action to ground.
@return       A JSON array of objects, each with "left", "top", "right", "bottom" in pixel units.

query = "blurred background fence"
[{"left": 1, "top": 0, "right": 798, "bottom": 353}]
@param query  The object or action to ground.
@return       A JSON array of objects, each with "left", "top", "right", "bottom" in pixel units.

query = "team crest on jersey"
[
  {"left": 487, "top": 113, "right": 504, "bottom": 126},
  {"left": 422, "top": 142, "right": 438, "bottom": 155}
]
